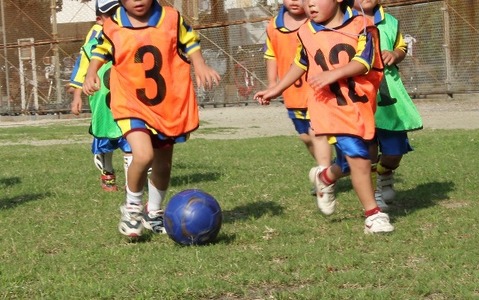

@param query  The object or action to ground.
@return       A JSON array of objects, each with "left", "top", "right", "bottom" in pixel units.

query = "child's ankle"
[
  {"left": 365, "top": 206, "right": 381, "bottom": 217},
  {"left": 319, "top": 166, "right": 334, "bottom": 185}
]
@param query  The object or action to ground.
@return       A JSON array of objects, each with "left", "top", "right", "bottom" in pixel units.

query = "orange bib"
[
  {"left": 298, "top": 16, "right": 383, "bottom": 140},
  {"left": 104, "top": 7, "right": 198, "bottom": 137},
  {"left": 266, "top": 21, "right": 312, "bottom": 109}
]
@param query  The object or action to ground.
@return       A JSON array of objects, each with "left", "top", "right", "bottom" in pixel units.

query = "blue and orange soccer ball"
[{"left": 164, "top": 189, "right": 222, "bottom": 246}]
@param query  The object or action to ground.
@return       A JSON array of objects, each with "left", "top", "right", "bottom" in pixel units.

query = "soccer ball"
[{"left": 164, "top": 189, "right": 222, "bottom": 246}]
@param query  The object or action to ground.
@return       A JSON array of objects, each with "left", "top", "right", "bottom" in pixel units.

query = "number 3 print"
[{"left": 135, "top": 45, "right": 166, "bottom": 106}]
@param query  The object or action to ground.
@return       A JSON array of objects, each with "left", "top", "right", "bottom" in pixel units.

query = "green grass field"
[{"left": 1, "top": 120, "right": 478, "bottom": 299}]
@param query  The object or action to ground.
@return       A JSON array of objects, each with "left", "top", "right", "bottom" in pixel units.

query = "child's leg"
[
  {"left": 92, "top": 138, "right": 118, "bottom": 192},
  {"left": 99, "top": 151, "right": 118, "bottom": 192},
  {"left": 346, "top": 155, "right": 394, "bottom": 234},
  {"left": 299, "top": 132, "right": 315, "bottom": 158},
  {"left": 346, "top": 156, "right": 377, "bottom": 211},
  {"left": 125, "top": 131, "right": 154, "bottom": 194},
  {"left": 368, "top": 139, "right": 390, "bottom": 210},
  {"left": 123, "top": 153, "right": 132, "bottom": 186},
  {"left": 290, "top": 112, "right": 316, "bottom": 159},
  {"left": 118, "top": 131, "right": 154, "bottom": 238},
  {"left": 311, "top": 131, "right": 332, "bottom": 168},
  {"left": 147, "top": 146, "right": 174, "bottom": 211},
  {"left": 378, "top": 155, "right": 402, "bottom": 171},
  {"left": 142, "top": 145, "right": 173, "bottom": 234},
  {"left": 376, "top": 130, "right": 412, "bottom": 203},
  {"left": 102, "top": 152, "right": 114, "bottom": 174}
]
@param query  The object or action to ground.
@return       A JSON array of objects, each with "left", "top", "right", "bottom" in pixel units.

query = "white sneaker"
[
  {"left": 309, "top": 166, "right": 336, "bottom": 216},
  {"left": 377, "top": 173, "right": 395, "bottom": 203},
  {"left": 119, "top": 203, "right": 144, "bottom": 237},
  {"left": 142, "top": 209, "right": 166, "bottom": 234},
  {"left": 374, "top": 189, "right": 389, "bottom": 211},
  {"left": 364, "top": 212, "right": 394, "bottom": 234}
]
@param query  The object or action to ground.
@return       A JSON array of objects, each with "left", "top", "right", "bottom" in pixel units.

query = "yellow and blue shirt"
[{"left": 69, "top": 24, "right": 103, "bottom": 88}]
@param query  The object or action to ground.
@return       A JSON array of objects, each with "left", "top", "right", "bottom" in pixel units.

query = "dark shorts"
[
  {"left": 117, "top": 118, "right": 188, "bottom": 149},
  {"left": 287, "top": 108, "right": 310, "bottom": 135},
  {"left": 376, "top": 129, "right": 413, "bottom": 156},
  {"left": 333, "top": 136, "right": 370, "bottom": 174}
]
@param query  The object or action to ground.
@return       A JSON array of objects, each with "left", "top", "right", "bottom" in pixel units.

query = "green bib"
[
  {"left": 84, "top": 38, "right": 123, "bottom": 139},
  {"left": 375, "top": 14, "right": 423, "bottom": 131}
]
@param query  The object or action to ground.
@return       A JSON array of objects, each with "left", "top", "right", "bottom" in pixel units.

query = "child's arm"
[
  {"left": 189, "top": 50, "right": 221, "bottom": 90},
  {"left": 70, "top": 88, "right": 83, "bottom": 115},
  {"left": 266, "top": 59, "right": 278, "bottom": 89},
  {"left": 382, "top": 32, "right": 407, "bottom": 66},
  {"left": 83, "top": 59, "right": 104, "bottom": 96},
  {"left": 308, "top": 60, "right": 368, "bottom": 91},
  {"left": 264, "top": 36, "right": 278, "bottom": 89},
  {"left": 254, "top": 63, "right": 305, "bottom": 105}
]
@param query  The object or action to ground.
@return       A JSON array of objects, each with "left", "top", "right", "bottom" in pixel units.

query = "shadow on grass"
[
  {"left": 389, "top": 180, "right": 455, "bottom": 216},
  {"left": 170, "top": 171, "right": 222, "bottom": 187},
  {"left": 0, "top": 193, "right": 49, "bottom": 210},
  {"left": 222, "top": 200, "right": 284, "bottom": 223},
  {"left": 0, "top": 176, "right": 21, "bottom": 187}
]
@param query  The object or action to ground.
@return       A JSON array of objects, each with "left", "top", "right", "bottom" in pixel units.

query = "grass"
[{"left": 0, "top": 120, "right": 478, "bottom": 299}]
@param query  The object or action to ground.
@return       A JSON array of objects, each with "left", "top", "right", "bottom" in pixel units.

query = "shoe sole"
[
  {"left": 364, "top": 225, "right": 395, "bottom": 234},
  {"left": 119, "top": 226, "right": 143, "bottom": 237},
  {"left": 102, "top": 186, "right": 119, "bottom": 192}
]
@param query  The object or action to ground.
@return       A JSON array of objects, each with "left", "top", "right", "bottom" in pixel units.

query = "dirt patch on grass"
[{"left": 1, "top": 94, "right": 478, "bottom": 141}]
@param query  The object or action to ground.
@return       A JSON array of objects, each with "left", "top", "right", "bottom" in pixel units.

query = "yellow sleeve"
[
  {"left": 264, "top": 35, "right": 276, "bottom": 60},
  {"left": 394, "top": 32, "right": 407, "bottom": 53},
  {"left": 178, "top": 15, "right": 201, "bottom": 55}
]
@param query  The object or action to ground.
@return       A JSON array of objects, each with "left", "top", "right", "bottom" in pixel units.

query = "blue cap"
[{"left": 96, "top": 0, "right": 119, "bottom": 15}]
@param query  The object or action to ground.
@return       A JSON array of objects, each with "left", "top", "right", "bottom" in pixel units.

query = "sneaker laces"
[
  {"left": 121, "top": 204, "right": 143, "bottom": 220},
  {"left": 143, "top": 210, "right": 165, "bottom": 234}
]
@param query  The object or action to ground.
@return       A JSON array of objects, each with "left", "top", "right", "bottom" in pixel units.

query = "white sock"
[
  {"left": 102, "top": 152, "right": 114, "bottom": 173},
  {"left": 126, "top": 186, "right": 143, "bottom": 206},
  {"left": 147, "top": 179, "right": 166, "bottom": 212}
]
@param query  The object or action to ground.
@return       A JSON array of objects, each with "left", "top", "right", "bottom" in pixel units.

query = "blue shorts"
[
  {"left": 376, "top": 129, "right": 413, "bottom": 156},
  {"left": 333, "top": 136, "right": 370, "bottom": 174},
  {"left": 287, "top": 109, "right": 310, "bottom": 135},
  {"left": 116, "top": 118, "right": 188, "bottom": 149},
  {"left": 91, "top": 137, "right": 131, "bottom": 154}
]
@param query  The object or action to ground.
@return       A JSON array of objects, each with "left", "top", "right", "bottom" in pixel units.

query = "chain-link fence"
[{"left": 0, "top": 0, "right": 477, "bottom": 114}]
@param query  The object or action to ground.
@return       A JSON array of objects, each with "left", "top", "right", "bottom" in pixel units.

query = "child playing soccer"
[
  {"left": 353, "top": 0, "right": 423, "bottom": 211},
  {"left": 263, "top": 0, "right": 332, "bottom": 188},
  {"left": 255, "top": 0, "right": 394, "bottom": 234},
  {"left": 70, "top": 0, "right": 131, "bottom": 192},
  {"left": 83, "top": 0, "right": 221, "bottom": 238}
]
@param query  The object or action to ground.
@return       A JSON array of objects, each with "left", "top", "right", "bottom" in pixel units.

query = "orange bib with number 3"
[{"left": 103, "top": 7, "right": 199, "bottom": 137}]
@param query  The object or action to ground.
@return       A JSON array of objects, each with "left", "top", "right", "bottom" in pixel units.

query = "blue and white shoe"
[
  {"left": 118, "top": 203, "right": 144, "bottom": 237},
  {"left": 142, "top": 209, "right": 166, "bottom": 234}
]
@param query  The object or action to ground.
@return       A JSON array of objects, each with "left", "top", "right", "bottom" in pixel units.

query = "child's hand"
[
  {"left": 190, "top": 51, "right": 221, "bottom": 90},
  {"left": 195, "top": 65, "right": 221, "bottom": 90},
  {"left": 308, "top": 71, "right": 335, "bottom": 91},
  {"left": 82, "top": 75, "right": 100, "bottom": 96},
  {"left": 254, "top": 88, "right": 279, "bottom": 105},
  {"left": 381, "top": 50, "right": 399, "bottom": 66}
]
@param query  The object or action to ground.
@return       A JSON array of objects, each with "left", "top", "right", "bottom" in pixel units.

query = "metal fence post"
[{"left": 441, "top": 0, "right": 453, "bottom": 98}]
